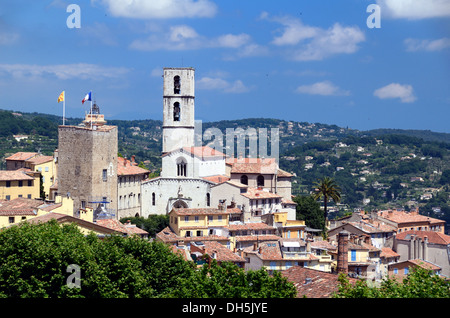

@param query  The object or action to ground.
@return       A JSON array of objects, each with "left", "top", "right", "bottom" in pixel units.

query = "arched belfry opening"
[
  {"left": 174, "top": 75, "right": 181, "bottom": 94},
  {"left": 173, "top": 102, "right": 180, "bottom": 121}
]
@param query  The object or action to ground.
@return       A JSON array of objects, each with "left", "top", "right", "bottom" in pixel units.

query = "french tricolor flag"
[{"left": 82, "top": 91, "right": 91, "bottom": 104}]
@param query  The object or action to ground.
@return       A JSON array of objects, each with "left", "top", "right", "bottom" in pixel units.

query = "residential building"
[
  {"left": 388, "top": 259, "right": 442, "bottom": 282},
  {"left": 282, "top": 266, "right": 357, "bottom": 298},
  {"left": 243, "top": 238, "right": 321, "bottom": 273},
  {"left": 117, "top": 156, "right": 149, "bottom": 218},
  {"left": 377, "top": 208, "right": 446, "bottom": 234},
  {"left": 0, "top": 170, "right": 40, "bottom": 201},
  {"left": 228, "top": 221, "right": 279, "bottom": 251},
  {"left": 189, "top": 241, "right": 246, "bottom": 268},
  {"left": 5, "top": 152, "right": 39, "bottom": 170},
  {"left": 394, "top": 230, "right": 450, "bottom": 278}
]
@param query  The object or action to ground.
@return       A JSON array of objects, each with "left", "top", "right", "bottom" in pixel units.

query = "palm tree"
[{"left": 312, "top": 177, "right": 341, "bottom": 224}]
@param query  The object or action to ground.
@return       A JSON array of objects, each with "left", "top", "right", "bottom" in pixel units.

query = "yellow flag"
[{"left": 58, "top": 91, "right": 65, "bottom": 103}]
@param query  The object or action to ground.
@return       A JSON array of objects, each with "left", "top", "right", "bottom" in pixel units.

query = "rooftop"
[
  {"left": 0, "top": 170, "right": 34, "bottom": 181},
  {"left": 378, "top": 209, "right": 445, "bottom": 225},
  {"left": 5, "top": 152, "right": 38, "bottom": 161},
  {"left": 396, "top": 230, "right": 450, "bottom": 245},
  {"left": 282, "top": 266, "right": 357, "bottom": 298},
  {"left": 226, "top": 157, "right": 278, "bottom": 174}
]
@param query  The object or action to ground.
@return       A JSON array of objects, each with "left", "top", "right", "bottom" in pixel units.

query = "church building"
[{"left": 141, "top": 68, "right": 225, "bottom": 216}]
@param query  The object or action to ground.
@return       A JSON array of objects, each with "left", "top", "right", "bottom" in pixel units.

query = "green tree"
[
  {"left": 334, "top": 266, "right": 450, "bottom": 298},
  {"left": 0, "top": 221, "right": 296, "bottom": 298},
  {"left": 293, "top": 195, "right": 324, "bottom": 231},
  {"left": 312, "top": 177, "right": 341, "bottom": 223}
]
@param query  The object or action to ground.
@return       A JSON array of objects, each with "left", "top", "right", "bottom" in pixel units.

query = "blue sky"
[{"left": 0, "top": 0, "right": 449, "bottom": 133}]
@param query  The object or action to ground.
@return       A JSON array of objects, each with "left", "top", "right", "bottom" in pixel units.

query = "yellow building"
[
  {"left": 24, "top": 155, "right": 55, "bottom": 200},
  {"left": 0, "top": 195, "right": 87, "bottom": 228},
  {"left": 169, "top": 207, "right": 232, "bottom": 238},
  {"left": 0, "top": 170, "right": 40, "bottom": 201}
]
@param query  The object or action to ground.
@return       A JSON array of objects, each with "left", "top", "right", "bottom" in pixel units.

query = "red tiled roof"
[
  {"left": 226, "top": 157, "right": 277, "bottom": 174},
  {"left": 228, "top": 222, "right": 276, "bottom": 231},
  {"left": 380, "top": 247, "right": 400, "bottom": 259},
  {"left": 282, "top": 266, "right": 358, "bottom": 298},
  {"left": 241, "top": 187, "right": 282, "bottom": 199},
  {"left": 183, "top": 146, "right": 226, "bottom": 160},
  {"left": 202, "top": 175, "right": 230, "bottom": 184},
  {"left": 396, "top": 230, "right": 450, "bottom": 245},
  {"left": 96, "top": 219, "right": 149, "bottom": 236},
  {"left": 156, "top": 226, "right": 229, "bottom": 244},
  {"left": 5, "top": 152, "right": 38, "bottom": 161},
  {"left": 26, "top": 155, "right": 53, "bottom": 165},
  {"left": 378, "top": 210, "right": 445, "bottom": 225},
  {"left": 117, "top": 157, "right": 149, "bottom": 176},
  {"left": 234, "top": 235, "right": 281, "bottom": 242},
  {"left": 0, "top": 170, "right": 34, "bottom": 181},
  {"left": 199, "top": 241, "right": 246, "bottom": 263},
  {"left": 170, "top": 207, "right": 232, "bottom": 216},
  {"left": 0, "top": 197, "right": 43, "bottom": 215}
]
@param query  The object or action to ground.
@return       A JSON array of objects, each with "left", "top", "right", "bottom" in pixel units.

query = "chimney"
[
  {"left": 337, "top": 231, "right": 349, "bottom": 275},
  {"left": 123, "top": 157, "right": 127, "bottom": 166},
  {"left": 409, "top": 235, "right": 415, "bottom": 259},
  {"left": 423, "top": 236, "right": 428, "bottom": 260},
  {"left": 131, "top": 155, "right": 136, "bottom": 164}
]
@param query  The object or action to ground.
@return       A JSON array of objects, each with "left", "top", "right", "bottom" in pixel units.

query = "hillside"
[{"left": 1, "top": 109, "right": 449, "bottom": 228}]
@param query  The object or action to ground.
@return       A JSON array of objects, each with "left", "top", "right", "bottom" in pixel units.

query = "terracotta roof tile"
[
  {"left": 226, "top": 157, "right": 277, "bottom": 174},
  {"left": 282, "top": 267, "right": 358, "bottom": 298},
  {"left": 241, "top": 187, "right": 282, "bottom": 199},
  {"left": 5, "top": 152, "right": 38, "bottom": 161},
  {"left": 0, "top": 170, "right": 35, "bottom": 181},
  {"left": 202, "top": 175, "right": 230, "bottom": 184},
  {"left": 0, "top": 197, "right": 43, "bottom": 215},
  {"left": 117, "top": 157, "right": 150, "bottom": 176},
  {"left": 26, "top": 155, "right": 53, "bottom": 165},
  {"left": 396, "top": 230, "right": 450, "bottom": 245},
  {"left": 378, "top": 210, "right": 445, "bottom": 225}
]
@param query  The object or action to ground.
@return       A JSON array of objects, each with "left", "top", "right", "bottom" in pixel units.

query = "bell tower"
[{"left": 162, "top": 67, "right": 195, "bottom": 154}]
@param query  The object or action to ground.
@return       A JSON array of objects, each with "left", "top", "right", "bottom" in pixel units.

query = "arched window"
[
  {"left": 257, "top": 175, "right": 265, "bottom": 187},
  {"left": 174, "top": 75, "right": 181, "bottom": 94},
  {"left": 177, "top": 158, "right": 187, "bottom": 177},
  {"left": 206, "top": 193, "right": 211, "bottom": 207},
  {"left": 240, "top": 175, "right": 248, "bottom": 185},
  {"left": 152, "top": 192, "right": 156, "bottom": 206},
  {"left": 173, "top": 102, "right": 180, "bottom": 121}
]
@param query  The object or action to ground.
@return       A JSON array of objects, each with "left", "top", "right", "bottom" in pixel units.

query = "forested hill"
[{"left": 1, "top": 109, "right": 449, "bottom": 227}]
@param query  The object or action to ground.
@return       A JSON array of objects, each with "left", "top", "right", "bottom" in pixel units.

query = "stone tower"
[
  {"left": 162, "top": 67, "right": 195, "bottom": 154},
  {"left": 57, "top": 103, "right": 118, "bottom": 220}
]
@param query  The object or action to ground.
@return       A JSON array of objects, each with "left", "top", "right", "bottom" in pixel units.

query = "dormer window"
[
  {"left": 174, "top": 76, "right": 181, "bottom": 94},
  {"left": 173, "top": 102, "right": 180, "bottom": 121}
]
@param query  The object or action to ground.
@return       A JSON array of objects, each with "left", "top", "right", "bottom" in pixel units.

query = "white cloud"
[
  {"left": 376, "top": 0, "right": 450, "bottom": 19},
  {"left": 196, "top": 77, "right": 251, "bottom": 93},
  {"left": 404, "top": 37, "right": 450, "bottom": 52},
  {"left": 373, "top": 83, "right": 417, "bottom": 103},
  {"left": 96, "top": 0, "right": 217, "bottom": 19},
  {"left": 295, "top": 81, "right": 350, "bottom": 96},
  {"left": 129, "top": 24, "right": 253, "bottom": 52},
  {"left": 0, "top": 63, "right": 130, "bottom": 81},
  {"left": 263, "top": 13, "right": 365, "bottom": 61}
]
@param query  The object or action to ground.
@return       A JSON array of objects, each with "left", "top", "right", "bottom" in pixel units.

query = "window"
[
  {"left": 102, "top": 169, "right": 107, "bottom": 181},
  {"left": 196, "top": 230, "right": 202, "bottom": 237},
  {"left": 173, "top": 102, "right": 180, "bottom": 121},
  {"left": 27, "top": 194, "right": 31, "bottom": 199},
  {"left": 394, "top": 268, "right": 398, "bottom": 274},
  {"left": 45, "top": 167, "right": 49, "bottom": 172},
  {"left": 218, "top": 215, "right": 222, "bottom": 222},
  {"left": 285, "top": 261, "right": 292, "bottom": 269},
  {"left": 195, "top": 216, "right": 199, "bottom": 222},
  {"left": 18, "top": 180, "right": 23, "bottom": 187},
  {"left": 206, "top": 193, "right": 210, "bottom": 206},
  {"left": 185, "top": 231, "right": 191, "bottom": 237},
  {"left": 351, "top": 250, "right": 357, "bottom": 262},
  {"left": 9, "top": 217, "right": 14, "bottom": 224},
  {"left": 6, "top": 195, "right": 10, "bottom": 201},
  {"left": 174, "top": 76, "right": 181, "bottom": 94},
  {"left": 240, "top": 175, "right": 248, "bottom": 185},
  {"left": 208, "top": 215, "right": 213, "bottom": 222},
  {"left": 28, "top": 180, "right": 32, "bottom": 187},
  {"left": 404, "top": 267, "right": 409, "bottom": 275},
  {"left": 177, "top": 158, "right": 187, "bottom": 177},
  {"left": 152, "top": 192, "right": 156, "bottom": 206},
  {"left": 270, "top": 262, "right": 276, "bottom": 270},
  {"left": 81, "top": 200, "right": 86, "bottom": 209},
  {"left": 257, "top": 175, "right": 264, "bottom": 187},
  {"left": 184, "top": 216, "right": 189, "bottom": 222},
  {"left": 6, "top": 181, "right": 10, "bottom": 188}
]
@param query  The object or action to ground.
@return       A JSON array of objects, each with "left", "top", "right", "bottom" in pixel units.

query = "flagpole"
[
  {"left": 90, "top": 92, "right": 93, "bottom": 129},
  {"left": 63, "top": 91, "right": 66, "bottom": 126}
]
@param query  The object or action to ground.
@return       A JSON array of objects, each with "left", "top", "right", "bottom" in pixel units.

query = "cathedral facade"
[{"left": 141, "top": 67, "right": 295, "bottom": 219}]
